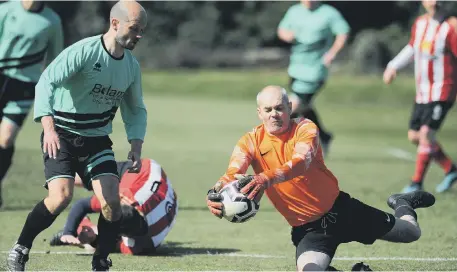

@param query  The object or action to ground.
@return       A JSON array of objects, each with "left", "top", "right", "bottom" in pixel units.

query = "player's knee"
[
  {"left": 407, "top": 131, "right": 419, "bottom": 145},
  {"left": 48, "top": 191, "right": 73, "bottom": 213},
  {"left": 419, "top": 126, "right": 435, "bottom": 143},
  {"left": 296, "top": 251, "right": 330, "bottom": 272},
  {"left": 404, "top": 224, "right": 421, "bottom": 242},
  {"left": 299, "top": 262, "right": 326, "bottom": 271},
  {"left": 0, "top": 132, "right": 16, "bottom": 148},
  {"left": 0, "top": 122, "right": 19, "bottom": 148}
]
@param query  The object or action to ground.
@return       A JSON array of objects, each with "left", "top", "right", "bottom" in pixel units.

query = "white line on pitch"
[
  {"left": 2, "top": 251, "right": 456, "bottom": 262},
  {"left": 386, "top": 147, "right": 415, "bottom": 162}
]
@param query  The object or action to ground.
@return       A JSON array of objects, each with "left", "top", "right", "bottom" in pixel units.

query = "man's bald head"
[
  {"left": 110, "top": 1, "right": 147, "bottom": 25},
  {"left": 256, "top": 85, "right": 289, "bottom": 107},
  {"left": 256, "top": 85, "right": 292, "bottom": 135},
  {"left": 108, "top": 0, "right": 148, "bottom": 50}
]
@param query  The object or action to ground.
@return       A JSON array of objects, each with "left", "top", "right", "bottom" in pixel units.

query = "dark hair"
[{"left": 119, "top": 205, "right": 148, "bottom": 237}]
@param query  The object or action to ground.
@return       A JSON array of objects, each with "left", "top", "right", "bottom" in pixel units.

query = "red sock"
[
  {"left": 412, "top": 144, "right": 433, "bottom": 183},
  {"left": 432, "top": 142, "right": 454, "bottom": 174}
]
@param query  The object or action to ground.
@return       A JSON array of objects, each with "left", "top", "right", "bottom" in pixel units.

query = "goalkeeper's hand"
[
  {"left": 206, "top": 182, "right": 224, "bottom": 219},
  {"left": 237, "top": 174, "right": 267, "bottom": 201}
]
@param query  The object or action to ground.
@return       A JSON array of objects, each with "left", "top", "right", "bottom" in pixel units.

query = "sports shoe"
[
  {"left": 387, "top": 190, "right": 435, "bottom": 210},
  {"left": 352, "top": 262, "right": 372, "bottom": 271},
  {"left": 49, "top": 230, "right": 68, "bottom": 246},
  {"left": 92, "top": 256, "right": 112, "bottom": 271},
  {"left": 435, "top": 171, "right": 457, "bottom": 193},
  {"left": 6, "top": 243, "right": 29, "bottom": 271},
  {"left": 401, "top": 182, "right": 422, "bottom": 193}
]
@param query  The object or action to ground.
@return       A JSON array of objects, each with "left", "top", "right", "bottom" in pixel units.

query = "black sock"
[
  {"left": 447, "top": 164, "right": 457, "bottom": 175},
  {"left": 303, "top": 109, "right": 331, "bottom": 142},
  {"left": 0, "top": 145, "right": 14, "bottom": 183},
  {"left": 17, "top": 200, "right": 58, "bottom": 249},
  {"left": 393, "top": 199, "right": 417, "bottom": 220},
  {"left": 94, "top": 214, "right": 122, "bottom": 259}
]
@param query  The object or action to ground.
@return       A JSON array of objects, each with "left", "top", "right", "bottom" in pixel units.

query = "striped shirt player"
[
  {"left": 50, "top": 159, "right": 178, "bottom": 255},
  {"left": 384, "top": 3, "right": 457, "bottom": 194},
  {"left": 0, "top": 0, "right": 63, "bottom": 207},
  {"left": 33, "top": 34, "right": 147, "bottom": 187},
  {"left": 206, "top": 86, "right": 436, "bottom": 271}
]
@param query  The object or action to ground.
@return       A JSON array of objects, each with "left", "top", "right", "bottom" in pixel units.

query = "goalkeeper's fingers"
[
  {"left": 247, "top": 185, "right": 262, "bottom": 200},
  {"left": 209, "top": 207, "right": 223, "bottom": 218},
  {"left": 237, "top": 175, "right": 254, "bottom": 189}
]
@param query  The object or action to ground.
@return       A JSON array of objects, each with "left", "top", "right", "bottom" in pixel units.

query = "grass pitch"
[{"left": 0, "top": 71, "right": 456, "bottom": 271}]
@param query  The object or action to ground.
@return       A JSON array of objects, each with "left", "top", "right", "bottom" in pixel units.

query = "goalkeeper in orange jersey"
[{"left": 206, "top": 85, "right": 436, "bottom": 271}]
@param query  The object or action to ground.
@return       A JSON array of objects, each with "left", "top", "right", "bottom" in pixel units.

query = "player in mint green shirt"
[
  {"left": 7, "top": 1, "right": 148, "bottom": 271},
  {"left": 0, "top": 0, "right": 63, "bottom": 208},
  {"left": 278, "top": 0, "right": 349, "bottom": 156}
]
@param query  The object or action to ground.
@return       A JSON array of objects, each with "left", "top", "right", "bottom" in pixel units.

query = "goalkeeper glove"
[
  {"left": 237, "top": 174, "right": 268, "bottom": 201},
  {"left": 206, "top": 184, "right": 223, "bottom": 219}
]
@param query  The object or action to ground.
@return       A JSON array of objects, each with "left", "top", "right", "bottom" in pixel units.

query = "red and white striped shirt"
[
  {"left": 388, "top": 15, "right": 457, "bottom": 104},
  {"left": 119, "top": 159, "right": 178, "bottom": 254}
]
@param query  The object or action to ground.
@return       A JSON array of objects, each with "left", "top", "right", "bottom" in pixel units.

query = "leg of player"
[
  {"left": 404, "top": 126, "right": 434, "bottom": 193},
  {"left": 380, "top": 190, "right": 435, "bottom": 243},
  {"left": 296, "top": 251, "right": 332, "bottom": 271},
  {"left": 7, "top": 178, "right": 74, "bottom": 271},
  {"left": 0, "top": 119, "right": 19, "bottom": 208},
  {"left": 407, "top": 129, "right": 420, "bottom": 146},
  {"left": 91, "top": 175, "right": 122, "bottom": 271}
]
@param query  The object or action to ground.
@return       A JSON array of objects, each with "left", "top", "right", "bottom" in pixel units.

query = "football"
[{"left": 219, "top": 181, "right": 260, "bottom": 223}]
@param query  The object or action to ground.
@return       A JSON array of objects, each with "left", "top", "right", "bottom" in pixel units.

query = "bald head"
[
  {"left": 256, "top": 85, "right": 292, "bottom": 135},
  {"left": 256, "top": 85, "right": 289, "bottom": 107},
  {"left": 110, "top": 1, "right": 147, "bottom": 25}
]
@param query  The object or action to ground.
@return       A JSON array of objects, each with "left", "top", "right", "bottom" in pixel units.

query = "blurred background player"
[
  {"left": 383, "top": 0, "right": 457, "bottom": 193},
  {"left": 277, "top": 0, "right": 349, "bottom": 156},
  {"left": 0, "top": 0, "right": 63, "bottom": 208},
  {"left": 49, "top": 159, "right": 178, "bottom": 255},
  {"left": 206, "top": 85, "right": 435, "bottom": 271}
]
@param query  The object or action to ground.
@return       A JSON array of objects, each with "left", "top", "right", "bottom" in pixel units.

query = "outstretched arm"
[{"left": 239, "top": 120, "right": 320, "bottom": 199}]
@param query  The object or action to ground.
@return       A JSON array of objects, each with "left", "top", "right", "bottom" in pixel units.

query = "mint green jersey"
[
  {"left": 0, "top": 1, "right": 63, "bottom": 83},
  {"left": 34, "top": 35, "right": 147, "bottom": 141},
  {"left": 278, "top": 3, "right": 349, "bottom": 85}
]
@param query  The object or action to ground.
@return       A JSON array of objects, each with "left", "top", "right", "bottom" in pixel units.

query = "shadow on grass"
[{"left": 70, "top": 241, "right": 241, "bottom": 258}]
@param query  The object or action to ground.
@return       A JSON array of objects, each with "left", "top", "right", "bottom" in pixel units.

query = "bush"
[{"left": 349, "top": 30, "right": 391, "bottom": 74}]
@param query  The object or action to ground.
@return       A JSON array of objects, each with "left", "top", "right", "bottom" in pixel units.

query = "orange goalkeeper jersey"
[{"left": 218, "top": 118, "right": 340, "bottom": 227}]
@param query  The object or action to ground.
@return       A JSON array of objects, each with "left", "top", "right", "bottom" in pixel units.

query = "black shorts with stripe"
[
  {"left": 0, "top": 73, "right": 36, "bottom": 127},
  {"left": 409, "top": 101, "right": 454, "bottom": 131},
  {"left": 41, "top": 126, "right": 119, "bottom": 190}
]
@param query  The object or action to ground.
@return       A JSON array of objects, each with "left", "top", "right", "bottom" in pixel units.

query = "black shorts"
[
  {"left": 41, "top": 126, "right": 119, "bottom": 190},
  {"left": 409, "top": 101, "right": 454, "bottom": 131},
  {"left": 291, "top": 191, "right": 395, "bottom": 259},
  {"left": 0, "top": 73, "right": 36, "bottom": 127},
  {"left": 288, "top": 77, "right": 325, "bottom": 106}
]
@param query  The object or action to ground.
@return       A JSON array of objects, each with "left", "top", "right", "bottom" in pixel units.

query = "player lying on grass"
[
  {"left": 49, "top": 158, "right": 178, "bottom": 255},
  {"left": 206, "top": 85, "right": 436, "bottom": 271}
]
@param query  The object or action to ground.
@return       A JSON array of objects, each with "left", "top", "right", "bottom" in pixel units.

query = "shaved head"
[
  {"left": 110, "top": 1, "right": 147, "bottom": 25},
  {"left": 256, "top": 85, "right": 289, "bottom": 107},
  {"left": 256, "top": 85, "right": 292, "bottom": 135},
  {"left": 108, "top": 0, "right": 148, "bottom": 50}
]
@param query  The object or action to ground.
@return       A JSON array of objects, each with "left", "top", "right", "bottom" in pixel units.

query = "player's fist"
[
  {"left": 383, "top": 67, "right": 397, "bottom": 84},
  {"left": 206, "top": 188, "right": 223, "bottom": 219}
]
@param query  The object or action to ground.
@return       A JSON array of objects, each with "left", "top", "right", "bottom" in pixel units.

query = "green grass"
[{"left": 0, "top": 71, "right": 457, "bottom": 271}]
